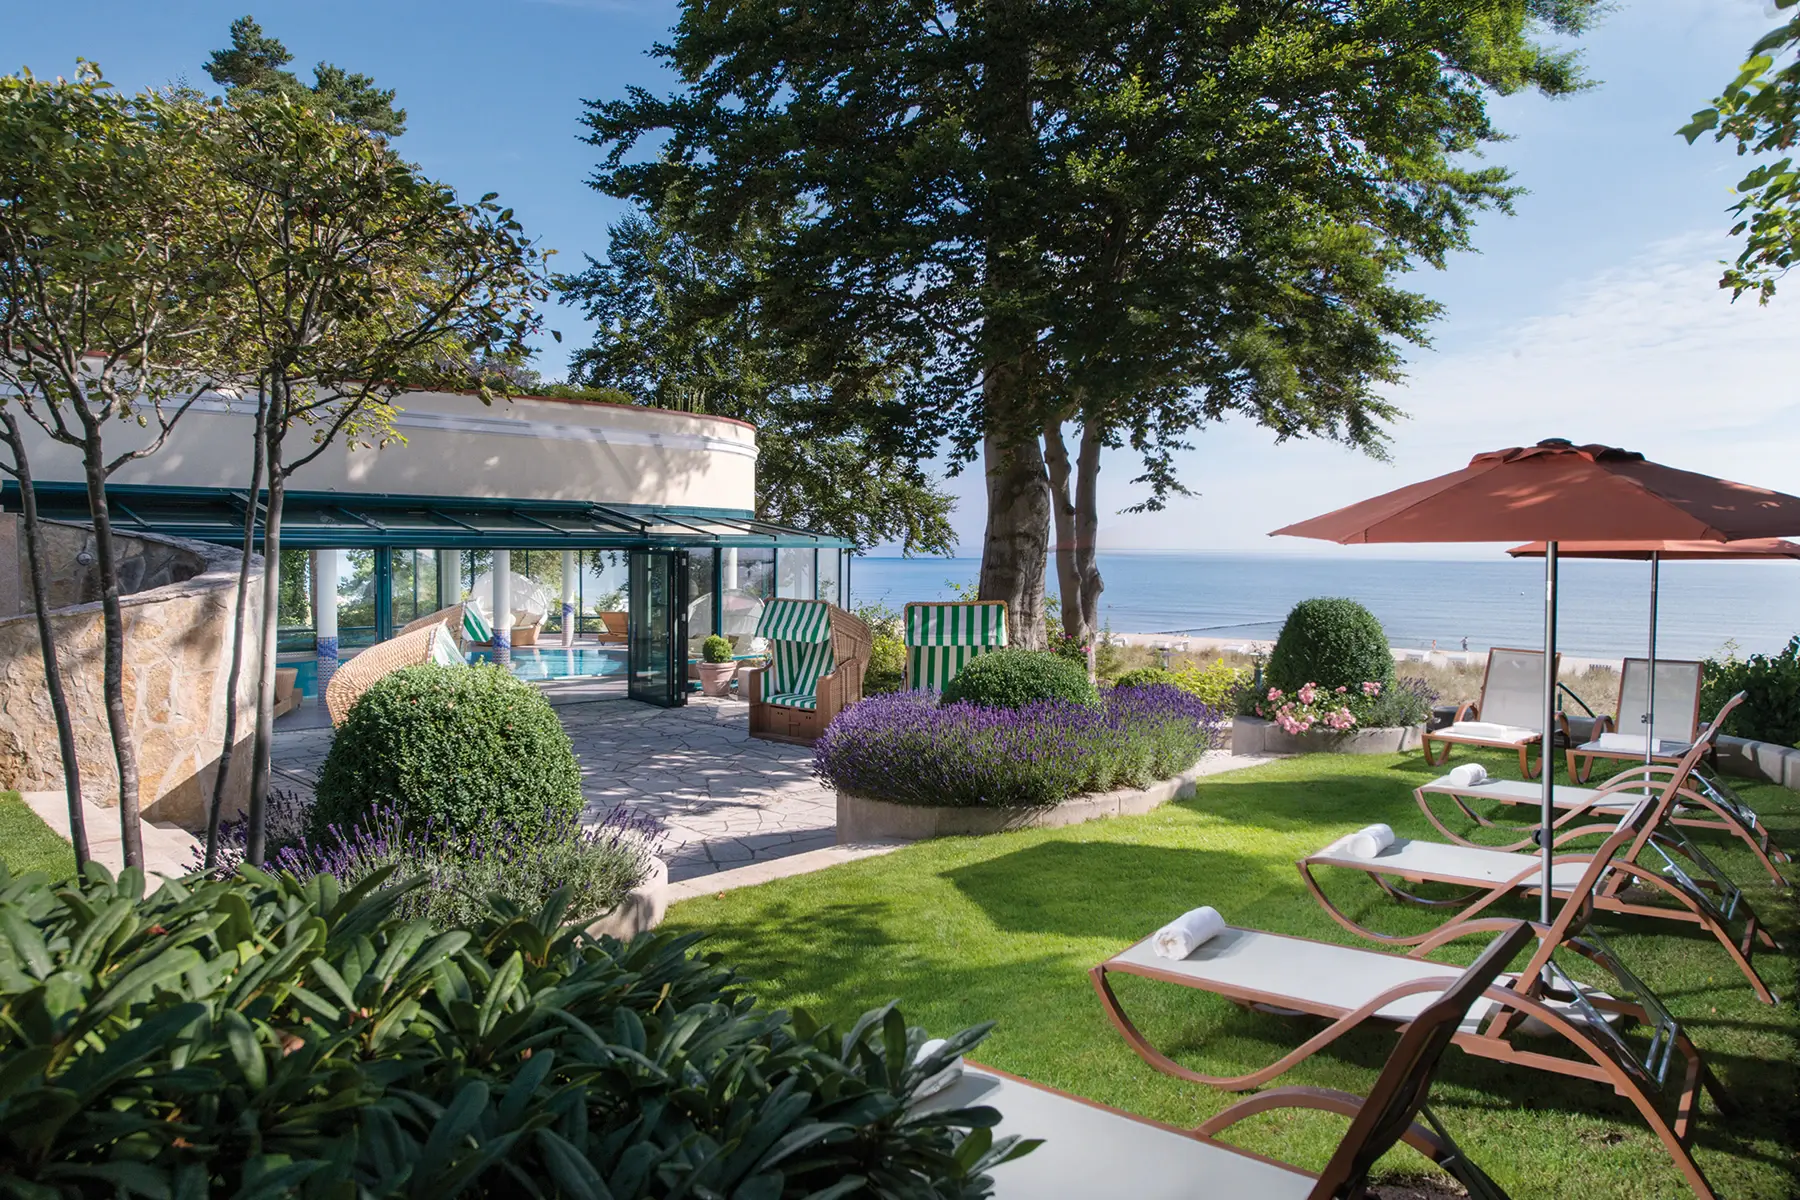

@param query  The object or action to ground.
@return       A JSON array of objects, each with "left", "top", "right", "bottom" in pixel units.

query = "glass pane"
[
  {"left": 628, "top": 551, "right": 678, "bottom": 706},
  {"left": 684, "top": 548, "right": 717, "bottom": 663},
  {"left": 339, "top": 549, "right": 379, "bottom": 649},
  {"left": 817, "top": 548, "right": 841, "bottom": 605},
  {"left": 276, "top": 548, "right": 314, "bottom": 653},
  {"left": 721, "top": 548, "right": 775, "bottom": 654},
  {"left": 389, "top": 548, "right": 436, "bottom": 628},
  {"left": 778, "top": 548, "right": 816, "bottom": 599},
  {"left": 584, "top": 549, "right": 629, "bottom": 635}
]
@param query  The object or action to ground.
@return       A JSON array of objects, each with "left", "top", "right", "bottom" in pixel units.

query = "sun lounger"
[
  {"left": 1304, "top": 702, "right": 1782, "bottom": 1003},
  {"left": 1417, "top": 758, "right": 1792, "bottom": 888},
  {"left": 942, "top": 923, "right": 1529, "bottom": 1198},
  {"left": 1092, "top": 798, "right": 1734, "bottom": 1199},
  {"left": 1567, "top": 657, "right": 1706, "bottom": 782},
  {"left": 1421, "top": 647, "right": 1566, "bottom": 779}
]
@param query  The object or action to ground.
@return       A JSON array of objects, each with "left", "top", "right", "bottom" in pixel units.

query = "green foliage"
[
  {"left": 205, "top": 15, "right": 407, "bottom": 136},
  {"left": 311, "top": 664, "right": 583, "bottom": 842},
  {"left": 559, "top": 212, "right": 957, "bottom": 554},
  {"left": 941, "top": 649, "right": 1099, "bottom": 709},
  {"left": 856, "top": 602, "right": 908, "bottom": 694},
  {"left": 1704, "top": 636, "right": 1800, "bottom": 746},
  {"left": 1266, "top": 598, "right": 1395, "bottom": 693},
  {"left": 701, "top": 634, "right": 734, "bottom": 663},
  {"left": 0, "top": 861, "right": 1025, "bottom": 1195},
  {"left": 1114, "top": 661, "right": 1247, "bottom": 710},
  {"left": 1113, "top": 667, "right": 1176, "bottom": 691},
  {"left": 1681, "top": 0, "right": 1800, "bottom": 302}
]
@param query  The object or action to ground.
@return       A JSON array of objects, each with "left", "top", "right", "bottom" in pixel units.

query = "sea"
[{"left": 848, "top": 553, "right": 1800, "bottom": 661}]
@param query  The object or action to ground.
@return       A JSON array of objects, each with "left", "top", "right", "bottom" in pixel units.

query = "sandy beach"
[{"left": 1103, "top": 630, "right": 1626, "bottom": 676}]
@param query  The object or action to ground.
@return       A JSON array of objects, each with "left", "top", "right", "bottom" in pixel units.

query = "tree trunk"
[
  {"left": 205, "top": 399, "right": 267, "bottom": 868},
  {"left": 979, "top": 415, "right": 1052, "bottom": 648},
  {"left": 1044, "top": 418, "right": 1105, "bottom": 651},
  {"left": 246, "top": 441, "right": 285, "bottom": 867},
  {"left": 0, "top": 415, "right": 88, "bottom": 868},
  {"left": 1071, "top": 418, "right": 1103, "bottom": 639},
  {"left": 1044, "top": 418, "right": 1083, "bottom": 642},
  {"left": 79, "top": 438, "right": 143, "bottom": 869}
]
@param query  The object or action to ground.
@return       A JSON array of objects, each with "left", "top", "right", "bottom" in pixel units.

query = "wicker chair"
[
  {"left": 398, "top": 603, "right": 468, "bottom": 649},
  {"left": 324, "top": 624, "right": 464, "bottom": 726},
  {"left": 902, "top": 600, "right": 1009, "bottom": 691},
  {"left": 745, "top": 598, "right": 873, "bottom": 745}
]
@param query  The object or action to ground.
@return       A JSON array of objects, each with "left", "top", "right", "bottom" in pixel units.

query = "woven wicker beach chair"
[
  {"left": 1420, "top": 647, "right": 1567, "bottom": 779},
  {"left": 903, "top": 600, "right": 1008, "bottom": 691},
  {"left": 324, "top": 623, "right": 464, "bottom": 726},
  {"left": 1304, "top": 698, "right": 1782, "bottom": 1003},
  {"left": 1566, "top": 657, "right": 1705, "bottom": 782},
  {"left": 398, "top": 603, "right": 468, "bottom": 649},
  {"left": 745, "top": 598, "right": 872, "bottom": 745},
  {"left": 1092, "top": 775, "right": 1736, "bottom": 1199},
  {"left": 932, "top": 923, "right": 1528, "bottom": 1198}
]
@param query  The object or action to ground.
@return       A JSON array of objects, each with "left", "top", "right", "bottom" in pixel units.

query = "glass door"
[{"left": 628, "top": 549, "right": 688, "bottom": 706}]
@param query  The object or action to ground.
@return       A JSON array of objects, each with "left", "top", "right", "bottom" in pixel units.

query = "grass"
[
  {"left": 0, "top": 790, "right": 76, "bottom": 879},
  {"left": 665, "top": 750, "right": 1799, "bottom": 1199}
]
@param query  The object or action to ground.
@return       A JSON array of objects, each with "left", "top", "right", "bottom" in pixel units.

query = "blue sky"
[{"left": 12, "top": 0, "right": 1799, "bottom": 556}]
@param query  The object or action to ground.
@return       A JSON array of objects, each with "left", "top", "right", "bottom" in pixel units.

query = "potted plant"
[{"left": 699, "top": 635, "right": 737, "bottom": 697}]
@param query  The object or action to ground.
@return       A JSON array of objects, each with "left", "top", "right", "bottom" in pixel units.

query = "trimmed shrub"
[
  {"left": 701, "top": 634, "right": 734, "bottom": 663},
  {"left": 311, "top": 663, "right": 582, "bottom": 843},
  {"left": 1703, "top": 635, "right": 1800, "bottom": 746},
  {"left": 866, "top": 630, "right": 907, "bottom": 694},
  {"left": 1114, "top": 666, "right": 1176, "bottom": 690},
  {"left": 941, "top": 647, "right": 1099, "bottom": 709},
  {"left": 0, "top": 863, "right": 1022, "bottom": 1195},
  {"left": 816, "top": 686, "right": 1223, "bottom": 807},
  {"left": 1266, "top": 597, "right": 1394, "bottom": 693}
]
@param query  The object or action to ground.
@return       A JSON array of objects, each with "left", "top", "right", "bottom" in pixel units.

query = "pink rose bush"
[{"left": 1252, "top": 677, "right": 1422, "bottom": 735}]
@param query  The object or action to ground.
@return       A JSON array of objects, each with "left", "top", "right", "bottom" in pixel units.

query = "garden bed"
[
  {"left": 586, "top": 852, "right": 670, "bottom": 938},
  {"left": 1231, "top": 715, "right": 1425, "bottom": 756},
  {"left": 836, "top": 764, "right": 1205, "bottom": 842}
]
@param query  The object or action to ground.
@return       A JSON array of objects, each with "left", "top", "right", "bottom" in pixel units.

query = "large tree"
[
  {"left": 560, "top": 211, "right": 956, "bottom": 553},
  {"left": 585, "top": 0, "right": 1597, "bottom": 646},
  {"left": 199, "top": 92, "right": 549, "bottom": 863},
  {"left": 0, "top": 67, "right": 226, "bottom": 867},
  {"left": 205, "top": 14, "right": 406, "bottom": 137},
  {"left": 1682, "top": 0, "right": 1800, "bottom": 302}
]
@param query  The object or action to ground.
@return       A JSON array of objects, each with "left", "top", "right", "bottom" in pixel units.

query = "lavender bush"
[
  {"left": 204, "top": 795, "right": 663, "bottom": 928},
  {"left": 815, "top": 684, "right": 1223, "bottom": 808}
]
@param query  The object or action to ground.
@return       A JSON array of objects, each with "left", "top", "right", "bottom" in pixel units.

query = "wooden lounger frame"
[
  {"left": 1093, "top": 801, "right": 1735, "bottom": 1199},
  {"left": 983, "top": 924, "right": 1529, "bottom": 1199},
  {"left": 1306, "top": 696, "right": 1782, "bottom": 1003},
  {"left": 1420, "top": 647, "right": 1567, "bottom": 780}
]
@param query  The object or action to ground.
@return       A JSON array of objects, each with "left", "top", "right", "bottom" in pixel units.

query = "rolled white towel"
[
  {"left": 1445, "top": 763, "right": 1489, "bottom": 788},
  {"left": 914, "top": 1037, "right": 964, "bottom": 1100},
  {"left": 1152, "top": 906, "right": 1226, "bottom": 960},
  {"left": 1343, "top": 824, "right": 1396, "bottom": 858}
]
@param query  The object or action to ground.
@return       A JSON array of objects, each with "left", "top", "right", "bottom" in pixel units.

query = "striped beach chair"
[
  {"left": 903, "top": 600, "right": 1008, "bottom": 691},
  {"left": 745, "top": 597, "right": 873, "bottom": 744}
]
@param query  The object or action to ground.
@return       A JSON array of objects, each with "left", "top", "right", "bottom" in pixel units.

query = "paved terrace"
[{"left": 272, "top": 696, "right": 835, "bottom": 883}]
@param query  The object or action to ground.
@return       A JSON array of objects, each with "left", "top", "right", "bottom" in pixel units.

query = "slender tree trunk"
[
  {"left": 1, "top": 415, "right": 88, "bottom": 868},
  {"left": 1071, "top": 419, "right": 1103, "bottom": 638},
  {"left": 78, "top": 437, "right": 143, "bottom": 869},
  {"left": 246, "top": 421, "right": 286, "bottom": 866},
  {"left": 1044, "top": 418, "right": 1084, "bottom": 642},
  {"left": 205, "top": 399, "right": 267, "bottom": 868},
  {"left": 1044, "top": 418, "right": 1105, "bottom": 654},
  {"left": 979, "top": 407, "right": 1053, "bottom": 648}
]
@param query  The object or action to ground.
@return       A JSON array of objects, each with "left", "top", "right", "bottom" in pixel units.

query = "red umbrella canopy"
[
  {"left": 1272, "top": 439, "right": 1800, "bottom": 544},
  {"left": 1505, "top": 538, "right": 1800, "bottom": 560}
]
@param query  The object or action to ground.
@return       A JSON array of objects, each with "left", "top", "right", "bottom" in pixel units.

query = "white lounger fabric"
[
  {"left": 927, "top": 1068, "right": 1316, "bottom": 1199},
  {"left": 1308, "top": 836, "right": 1594, "bottom": 889},
  {"left": 1435, "top": 720, "right": 1539, "bottom": 745},
  {"left": 1590, "top": 732, "right": 1692, "bottom": 757},
  {"left": 1420, "top": 773, "right": 1677, "bottom": 817}
]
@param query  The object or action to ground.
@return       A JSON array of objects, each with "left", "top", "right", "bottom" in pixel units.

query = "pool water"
[{"left": 466, "top": 646, "right": 627, "bottom": 682}]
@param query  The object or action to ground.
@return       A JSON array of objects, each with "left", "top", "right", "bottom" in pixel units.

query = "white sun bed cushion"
[
  {"left": 922, "top": 1066, "right": 1317, "bottom": 1199},
  {"left": 1433, "top": 720, "right": 1541, "bottom": 744},
  {"left": 1588, "top": 732, "right": 1692, "bottom": 758},
  {"left": 1419, "top": 774, "right": 1685, "bottom": 818},
  {"left": 1308, "top": 836, "right": 1594, "bottom": 889}
]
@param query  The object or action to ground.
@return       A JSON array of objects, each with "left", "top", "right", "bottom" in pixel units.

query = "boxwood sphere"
[
  {"left": 940, "top": 648, "right": 1099, "bottom": 708},
  {"left": 1266, "top": 597, "right": 1394, "bottom": 693},
  {"left": 310, "top": 663, "right": 584, "bottom": 841}
]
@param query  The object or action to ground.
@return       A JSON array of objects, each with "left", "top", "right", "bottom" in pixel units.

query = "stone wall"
[{"left": 0, "top": 516, "right": 261, "bottom": 829}]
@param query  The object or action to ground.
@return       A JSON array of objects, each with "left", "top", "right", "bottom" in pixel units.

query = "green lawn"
[
  {"left": 0, "top": 790, "right": 76, "bottom": 880},
  {"left": 666, "top": 751, "right": 1799, "bottom": 1199}
]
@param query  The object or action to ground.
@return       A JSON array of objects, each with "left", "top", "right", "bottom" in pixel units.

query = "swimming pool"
[
  {"left": 466, "top": 646, "right": 628, "bottom": 682},
  {"left": 281, "top": 646, "right": 628, "bottom": 696}
]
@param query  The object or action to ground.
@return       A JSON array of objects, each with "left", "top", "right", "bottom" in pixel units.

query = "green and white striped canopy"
[
  {"left": 463, "top": 605, "right": 493, "bottom": 643},
  {"left": 903, "top": 601, "right": 1008, "bottom": 691},
  {"left": 756, "top": 598, "right": 832, "bottom": 644}
]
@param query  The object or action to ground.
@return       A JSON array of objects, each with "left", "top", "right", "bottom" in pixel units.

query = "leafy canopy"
[
  {"left": 205, "top": 14, "right": 406, "bottom": 136},
  {"left": 1681, "top": 0, "right": 1800, "bottom": 302}
]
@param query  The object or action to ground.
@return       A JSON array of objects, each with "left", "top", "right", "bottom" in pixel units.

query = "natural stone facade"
[{"left": 0, "top": 516, "right": 261, "bottom": 828}]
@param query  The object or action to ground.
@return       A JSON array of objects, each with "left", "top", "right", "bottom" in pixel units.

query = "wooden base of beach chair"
[{"left": 1090, "top": 925, "right": 1728, "bottom": 1200}]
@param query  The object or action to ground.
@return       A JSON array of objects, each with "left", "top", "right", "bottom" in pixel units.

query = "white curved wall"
[{"left": 15, "top": 390, "right": 758, "bottom": 511}]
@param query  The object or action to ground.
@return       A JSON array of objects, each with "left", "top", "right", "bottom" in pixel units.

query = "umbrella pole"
[
  {"left": 1646, "top": 551, "right": 1659, "bottom": 776},
  {"left": 1542, "top": 541, "right": 1558, "bottom": 925}
]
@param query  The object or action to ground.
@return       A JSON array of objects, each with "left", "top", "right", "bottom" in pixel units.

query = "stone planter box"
[
  {"left": 1231, "top": 716, "right": 1425, "bottom": 757},
  {"left": 1713, "top": 734, "right": 1800, "bottom": 790},
  {"left": 835, "top": 765, "right": 1205, "bottom": 844},
  {"left": 585, "top": 854, "right": 669, "bottom": 940}
]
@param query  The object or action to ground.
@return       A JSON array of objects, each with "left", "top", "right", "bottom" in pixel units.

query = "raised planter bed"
[
  {"left": 1713, "top": 734, "right": 1800, "bottom": 790},
  {"left": 1231, "top": 715, "right": 1425, "bottom": 757},
  {"left": 585, "top": 854, "right": 669, "bottom": 940},
  {"left": 835, "top": 765, "right": 1204, "bottom": 843}
]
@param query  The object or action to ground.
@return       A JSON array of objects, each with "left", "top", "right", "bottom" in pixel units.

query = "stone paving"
[{"left": 270, "top": 695, "right": 834, "bottom": 883}]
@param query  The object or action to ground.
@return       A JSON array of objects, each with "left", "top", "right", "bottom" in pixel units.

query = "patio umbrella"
[
  {"left": 1504, "top": 539, "right": 1800, "bottom": 771},
  {"left": 1271, "top": 439, "right": 1800, "bottom": 922}
]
